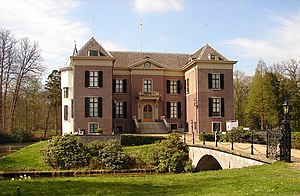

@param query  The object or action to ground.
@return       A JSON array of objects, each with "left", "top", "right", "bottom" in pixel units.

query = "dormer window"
[
  {"left": 89, "top": 50, "right": 99, "bottom": 56},
  {"left": 208, "top": 54, "right": 215, "bottom": 60}
]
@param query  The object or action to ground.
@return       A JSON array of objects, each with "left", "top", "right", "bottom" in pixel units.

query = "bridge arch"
[{"left": 195, "top": 154, "right": 222, "bottom": 172}]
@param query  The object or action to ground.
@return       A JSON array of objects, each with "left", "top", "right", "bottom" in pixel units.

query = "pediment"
[
  {"left": 77, "top": 37, "right": 112, "bottom": 57},
  {"left": 127, "top": 59, "right": 167, "bottom": 70}
]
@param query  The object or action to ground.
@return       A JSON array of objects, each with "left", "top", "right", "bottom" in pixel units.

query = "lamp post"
[{"left": 280, "top": 100, "right": 291, "bottom": 162}]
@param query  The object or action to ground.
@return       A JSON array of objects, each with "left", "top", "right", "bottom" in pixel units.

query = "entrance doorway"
[{"left": 143, "top": 105, "right": 152, "bottom": 122}]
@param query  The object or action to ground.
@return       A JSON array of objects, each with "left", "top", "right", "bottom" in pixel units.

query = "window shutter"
[
  {"left": 71, "top": 99, "right": 74, "bottom": 118},
  {"left": 177, "top": 80, "right": 181, "bottom": 94},
  {"left": 208, "top": 73, "right": 212, "bottom": 89},
  {"left": 208, "top": 98, "right": 212, "bottom": 117},
  {"left": 85, "top": 71, "right": 89, "bottom": 87},
  {"left": 177, "top": 102, "right": 181, "bottom": 119},
  {"left": 220, "top": 74, "right": 224, "bottom": 89},
  {"left": 166, "top": 102, "right": 171, "bottom": 119},
  {"left": 221, "top": 98, "right": 225, "bottom": 117},
  {"left": 98, "top": 97, "right": 103, "bottom": 117},
  {"left": 112, "top": 79, "right": 116, "bottom": 93},
  {"left": 123, "top": 101, "right": 127, "bottom": 119},
  {"left": 123, "top": 79, "right": 127, "bottom": 93},
  {"left": 98, "top": 71, "right": 103, "bottom": 87},
  {"left": 112, "top": 102, "right": 116, "bottom": 119},
  {"left": 166, "top": 80, "right": 170, "bottom": 94},
  {"left": 85, "top": 97, "right": 89, "bottom": 117}
]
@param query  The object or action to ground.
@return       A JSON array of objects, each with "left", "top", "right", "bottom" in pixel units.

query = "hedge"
[
  {"left": 120, "top": 134, "right": 166, "bottom": 146},
  {"left": 292, "top": 132, "right": 300, "bottom": 149}
]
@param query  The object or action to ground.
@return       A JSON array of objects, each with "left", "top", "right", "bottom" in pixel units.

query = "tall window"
[
  {"left": 212, "top": 74, "right": 220, "bottom": 89},
  {"left": 64, "top": 105, "right": 68, "bottom": 121},
  {"left": 170, "top": 81, "right": 177, "bottom": 94},
  {"left": 89, "top": 71, "right": 98, "bottom": 87},
  {"left": 63, "top": 87, "right": 69, "bottom": 98},
  {"left": 116, "top": 101, "right": 123, "bottom": 118},
  {"left": 89, "top": 98, "right": 98, "bottom": 117},
  {"left": 85, "top": 97, "right": 102, "bottom": 117},
  {"left": 170, "top": 102, "right": 178, "bottom": 118},
  {"left": 144, "top": 79, "right": 152, "bottom": 92},
  {"left": 116, "top": 79, "right": 123, "bottom": 93},
  {"left": 208, "top": 73, "right": 224, "bottom": 90},
  {"left": 209, "top": 97, "right": 225, "bottom": 117},
  {"left": 89, "top": 123, "right": 99, "bottom": 134},
  {"left": 212, "top": 98, "right": 221, "bottom": 116},
  {"left": 186, "top": 79, "right": 189, "bottom": 94}
]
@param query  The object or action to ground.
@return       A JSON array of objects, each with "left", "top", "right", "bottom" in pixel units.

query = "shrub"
[
  {"left": 199, "top": 132, "right": 215, "bottom": 141},
  {"left": 9, "top": 128, "right": 35, "bottom": 143},
  {"left": 0, "top": 131, "right": 10, "bottom": 143},
  {"left": 150, "top": 132, "right": 192, "bottom": 173},
  {"left": 87, "top": 140, "right": 134, "bottom": 170},
  {"left": 292, "top": 132, "right": 300, "bottom": 149},
  {"left": 41, "top": 135, "right": 90, "bottom": 169},
  {"left": 226, "top": 127, "right": 266, "bottom": 144},
  {"left": 121, "top": 134, "right": 166, "bottom": 146}
]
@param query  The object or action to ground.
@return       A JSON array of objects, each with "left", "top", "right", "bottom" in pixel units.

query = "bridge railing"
[{"left": 182, "top": 132, "right": 270, "bottom": 160}]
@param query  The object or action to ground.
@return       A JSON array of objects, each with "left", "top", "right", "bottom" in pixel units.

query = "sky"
[{"left": 1, "top": 0, "right": 300, "bottom": 76}]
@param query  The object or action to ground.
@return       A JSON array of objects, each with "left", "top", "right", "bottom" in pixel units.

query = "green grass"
[
  {"left": 0, "top": 162, "right": 299, "bottom": 195},
  {"left": 0, "top": 141, "right": 51, "bottom": 172}
]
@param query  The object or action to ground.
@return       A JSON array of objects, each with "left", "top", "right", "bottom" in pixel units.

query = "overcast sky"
[{"left": 1, "top": 0, "right": 300, "bottom": 76}]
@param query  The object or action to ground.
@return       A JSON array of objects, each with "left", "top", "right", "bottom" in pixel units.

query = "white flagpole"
[{"left": 140, "top": 19, "right": 143, "bottom": 52}]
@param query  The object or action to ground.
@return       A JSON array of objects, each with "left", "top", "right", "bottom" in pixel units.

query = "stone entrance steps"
[{"left": 138, "top": 122, "right": 168, "bottom": 134}]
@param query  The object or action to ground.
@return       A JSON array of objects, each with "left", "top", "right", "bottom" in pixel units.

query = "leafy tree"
[
  {"left": 233, "top": 70, "right": 251, "bottom": 126},
  {"left": 245, "top": 59, "right": 279, "bottom": 130},
  {"left": 150, "top": 133, "right": 192, "bottom": 173},
  {"left": 44, "top": 70, "right": 61, "bottom": 137}
]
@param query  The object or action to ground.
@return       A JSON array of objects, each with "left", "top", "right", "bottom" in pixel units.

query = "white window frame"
[
  {"left": 170, "top": 102, "right": 178, "bottom": 119},
  {"left": 143, "top": 79, "right": 152, "bottom": 92},
  {"left": 170, "top": 80, "right": 177, "bottom": 94},
  {"left": 115, "top": 79, "right": 124, "bottom": 93},
  {"left": 212, "top": 97, "right": 221, "bottom": 117},
  {"left": 89, "top": 97, "right": 98, "bottom": 117},
  {"left": 212, "top": 122, "right": 222, "bottom": 133},
  {"left": 115, "top": 101, "right": 124, "bottom": 118},
  {"left": 63, "top": 87, "right": 69, "bottom": 98},
  {"left": 89, "top": 71, "right": 98, "bottom": 87},
  {"left": 212, "top": 73, "right": 220, "bottom": 89},
  {"left": 88, "top": 123, "right": 99, "bottom": 134}
]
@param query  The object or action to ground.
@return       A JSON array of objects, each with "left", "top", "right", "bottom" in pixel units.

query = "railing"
[
  {"left": 132, "top": 116, "right": 139, "bottom": 128},
  {"left": 138, "top": 91, "right": 159, "bottom": 97},
  {"left": 161, "top": 116, "right": 170, "bottom": 129}
]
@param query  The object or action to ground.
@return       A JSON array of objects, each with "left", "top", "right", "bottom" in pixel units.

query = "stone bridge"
[{"left": 189, "top": 145, "right": 267, "bottom": 171}]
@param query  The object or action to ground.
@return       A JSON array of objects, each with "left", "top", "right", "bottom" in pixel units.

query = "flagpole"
[{"left": 140, "top": 19, "right": 143, "bottom": 52}]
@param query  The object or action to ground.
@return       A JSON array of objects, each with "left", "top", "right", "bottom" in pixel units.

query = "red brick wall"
[{"left": 73, "top": 65, "right": 113, "bottom": 134}]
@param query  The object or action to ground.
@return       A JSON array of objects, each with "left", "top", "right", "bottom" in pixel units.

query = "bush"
[
  {"left": 9, "top": 128, "right": 35, "bottom": 143},
  {"left": 121, "top": 134, "right": 166, "bottom": 146},
  {"left": 0, "top": 131, "right": 10, "bottom": 143},
  {"left": 150, "top": 132, "right": 192, "bottom": 173},
  {"left": 87, "top": 140, "right": 134, "bottom": 170},
  {"left": 226, "top": 127, "right": 266, "bottom": 144},
  {"left": 199, "top": 132, "right": 215, "bottom": 141},
  {"left": 41, "top": 135, "right": 90, "bottom": 169},
  {"left": 292, "top": 132, "right": 300, "bottom": 149}
]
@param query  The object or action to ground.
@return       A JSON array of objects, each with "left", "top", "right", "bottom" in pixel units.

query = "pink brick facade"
[{"left": 61, "top": 38, "right": 237, "bottom": 135}]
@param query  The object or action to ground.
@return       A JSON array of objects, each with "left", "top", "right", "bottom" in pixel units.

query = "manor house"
[{"left": 60, "top": 37, "right": 237, "bottom": 135}]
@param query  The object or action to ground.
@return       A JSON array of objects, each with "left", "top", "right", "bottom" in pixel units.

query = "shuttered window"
[
  {"left": 208, "top": 73, "right": 224, "bottom": 89},
  {"left": 85, "top": 71, "right": 103, "bottom": 87},
  {"left": 209, "top": 97, "right": 225, "bottom": 117},
  {"left": 85, "top": 97, "right": 103, "bottom": 117}
]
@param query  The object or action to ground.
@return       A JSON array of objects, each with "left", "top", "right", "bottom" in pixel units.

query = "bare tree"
[
  {"left": 0, "top": 29, "right": 16, "bottom": 132},
  {"left": 10, "top": 38, "right": 44, "bottom": 130}
]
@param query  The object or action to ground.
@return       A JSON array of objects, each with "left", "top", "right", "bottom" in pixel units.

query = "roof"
[
  {"left": 76, "top": 37, "right": 112, "bottom": 57},
  {"left": 191, "top": 44, "right": 228, "bottom": 61},
  {"left": 110, "top": 51, "right": 190, "bottom": 69}
]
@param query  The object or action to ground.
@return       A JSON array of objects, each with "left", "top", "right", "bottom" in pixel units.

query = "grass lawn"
[
  {"left": 0, "top": 141, "right": 51, "bottom": 172},
  {"left": 0, "top": 162, "right": 299, "bottom": 195},
  {"left": 0, "top": 141, "right": 156, "bottom": 172}
]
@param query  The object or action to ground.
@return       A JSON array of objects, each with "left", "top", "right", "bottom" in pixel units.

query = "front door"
[{"left": 143, "top": 105, "right": 152, "bottom": 122}]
